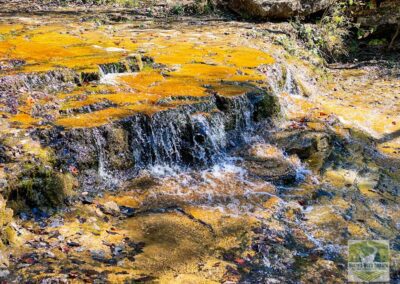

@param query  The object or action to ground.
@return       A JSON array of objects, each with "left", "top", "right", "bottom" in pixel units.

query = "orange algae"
[
  {"left": 118, "top": 70, "right": 165, "bottom": 91},
  {"left": 170, "top": 64, "right": 264, "bottom": 83},
  {"left": 56, "top": 108, "right": 134, "bottom": 128},
  {"left": 61, "top": 96, "right": 102, "bottom": 111},
  {"left": 1, "top": 20, "right": 277, "bottom": 129},
  {"left": 210, "top": 83, "right": 253, "bottom": 97},
  {"left": 0, "top": 24, "right": 24, "bottom": 35},
  {"left": 147, "top": 43, "right": 209, "bottom": 65},
  {"left": 172, "top": 64, "right": 240, "bottom": 82},
  {"left": 1, "top": 24, "right": 129, "bottom": 73},
  {"left": 211, "top": 46, "right": 275, "bottom": 68},
  {"left": 146, "top": 42, "right": 274, "bottom": 68},
  {"left": 96, "top": 93, "right": 160, "bottom": 105},
  {"left": 9, "top": 113, "right": 39, "bottom": 128},
  {"left": 148, "top": 78, "right": 208, "bottom": 97}
]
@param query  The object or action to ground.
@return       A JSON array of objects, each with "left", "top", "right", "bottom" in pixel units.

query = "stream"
[{"left": 0, "top": 12, "right": 399, "bottom": 283}]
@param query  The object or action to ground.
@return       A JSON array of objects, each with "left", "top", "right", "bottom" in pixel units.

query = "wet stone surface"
[{"left": 0, "top": 12, "right": 399, "bottom": 284}]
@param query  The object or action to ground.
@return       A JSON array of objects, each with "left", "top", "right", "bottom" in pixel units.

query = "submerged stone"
[{"left": 241, "top": 143, "right": 297, "bottom": 184}]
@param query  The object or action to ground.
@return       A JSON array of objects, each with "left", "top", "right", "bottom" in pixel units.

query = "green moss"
[
  {"left": 6, "top": 164, "right": 76, "bottom": 212},
  {"left": 254, "top": 93, "right": 281, "bottom": 122},
  {"left": 0, "top": 195, "right": 17, "bottom": 255}
]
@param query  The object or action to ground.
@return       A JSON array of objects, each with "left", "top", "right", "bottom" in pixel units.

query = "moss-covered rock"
[
  {"left": 5, "top": 165, "right": 76, "bottom": 212},
  {"left": 0, "top": 195, "right": 16, "bottom": 268},
  {"left": 253, "top": 92, "right": 281, "bottom": 122},
  {"left": 270, "top": 129, "right": 333, "bottom": 171}
]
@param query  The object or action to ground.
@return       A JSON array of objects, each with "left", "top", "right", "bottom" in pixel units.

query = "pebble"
[{"left": 0, "top": 269, "right": 10, "bottom": 279}]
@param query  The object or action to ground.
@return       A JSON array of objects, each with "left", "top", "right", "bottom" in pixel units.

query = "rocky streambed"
[{"left": 0, "top": 12, "right": 399, "bottom": 284}]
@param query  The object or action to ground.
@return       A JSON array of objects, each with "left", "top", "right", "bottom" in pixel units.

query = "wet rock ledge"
[{"left": 36, "top": 84, "right": 281, "bottom": 193}]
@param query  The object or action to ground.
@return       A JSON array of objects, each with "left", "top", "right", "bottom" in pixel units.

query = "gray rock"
[
  {"left": 241, "top": 143, "right": 297, "bottom": 184},
  {"left": 0, "top": 269, "right": 10, "bottom": 279},
  {"left": 270, "top": 129, "right": 332, "bottom": 171},
  {"left": 222, "top": 0, "right": 331, "bottom": 19}
]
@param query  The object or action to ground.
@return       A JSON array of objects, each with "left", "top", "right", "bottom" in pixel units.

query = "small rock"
[
  {"left": 49, "top": 218, "right": 63, "bottom": 228},
  {"left": 0, "top": 251, "right": 9, "bottom": 268},
  {"left": 0, "top": 269, "right": 10, "bottom": 279},
  {"left": 80, "top": 195, "right": 94, "bottom": 204},
  {"left": 95, "top": 208, "right": 104, "bottom": 217},
  {"left": 119, "top": 206, "right": 135, "bottom": 217},
  {"left": 67, "top": 241, "right": 81, "bottom": 247},
  {"left": 100, "top": 201, "right": 120, "bottom": 216},
  {"left": 76, "top": 246, "right": 86, "bottom": 252},
  {"left": 91, "top": 250, "right": 107, "bottom": 262},
  {"left": 44, "top": 251, "right": 56, "bottom": 259},
  {"left": 111, "top": 245, "right": 124, "bottom": 257}
]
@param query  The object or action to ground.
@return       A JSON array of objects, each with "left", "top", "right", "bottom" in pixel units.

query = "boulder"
[
  {"left": 221, "top": 0, "right": 331, "bottom": 19},
  {"left": 352, "top": 0, "right": 400, "bottom": 27},
  {"left": 270, "top": 129, "right": 332, "bottom": 171},
  {"left": 241, "top": 143, "right": 298, "bottom": 184}
]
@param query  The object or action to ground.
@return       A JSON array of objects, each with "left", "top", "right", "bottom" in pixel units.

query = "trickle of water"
[
  {"left": 98, "top": 62, "right": 128, "bottom": 76},
  {"left": 92, "top": 128, "right": 119, "bottom": 185},
  {"left": 190, "top": 112, "right": 227, "bottom": 165}
]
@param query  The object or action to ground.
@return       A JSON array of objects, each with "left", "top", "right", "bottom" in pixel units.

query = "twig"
[{"left": 388, "top": 22, "right": 400, "bottom": 50}]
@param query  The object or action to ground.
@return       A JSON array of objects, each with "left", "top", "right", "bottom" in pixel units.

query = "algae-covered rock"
[
  {"left": 253, "top": 91, "right": 281, "bottom": 122},
  {"left": 6, "top": 165, "right": 76, "bottom": 211},
  {"left": 270, "top": 129, "right": 333, "bottom": 171},
  {"left": 0, "top": 195, "right": 16, "bottom": 269},
  {"left": 102, "top": 125, "right": 134, "bottom": 171}
]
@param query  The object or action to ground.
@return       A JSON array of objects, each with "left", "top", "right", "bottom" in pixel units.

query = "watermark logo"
[{"left": 348, "top": 240, "right": 390, "bottom": 282}]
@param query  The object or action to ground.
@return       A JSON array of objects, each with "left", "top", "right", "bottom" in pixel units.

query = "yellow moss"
[
  {"left": 323, "top": 169, "right": 357, "bottom": 188},
  {"left": 159, "top": 274, "right": 220, "bottom": 284},
  {"left": 263, "top": 196, "right": 282, "bottom": 209},
  {"left": 20, "top": 139, "right": 53, "bottom": 163},
  {"left": 306, "top": 206, "right": 348, "bottom": 242}
]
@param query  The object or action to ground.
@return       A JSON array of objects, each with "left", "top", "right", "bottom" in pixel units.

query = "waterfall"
[
  {"left": 54, "top": 89, "right": 277, "bottom": 185},
  {"left": 129, "top": 107, "right": 228, "bottom": 172}
]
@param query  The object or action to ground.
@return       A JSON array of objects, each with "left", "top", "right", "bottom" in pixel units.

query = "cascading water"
[
  {"left": 62, "top": 88, "right": 278, "bottom": 186},
  {"left": 263, "top": 63, "right": 302, "bottom": 117},
  {"left": 190, "top": 112, "right": 227, "bottom": 165},
  {"left": 126, "top": 97, "right": 252, "bottom": 176},
  {"left": 92, "top": 128, "right": 120, "bottom": 186}
]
